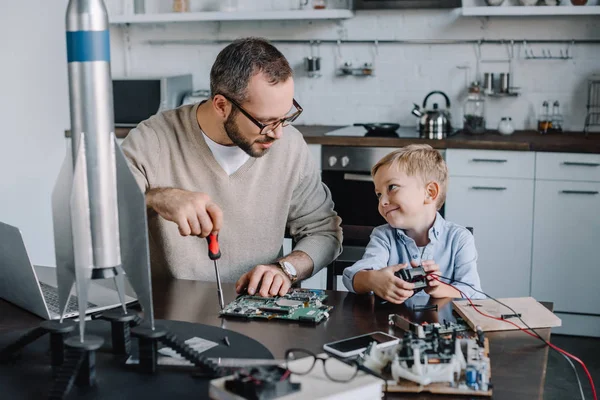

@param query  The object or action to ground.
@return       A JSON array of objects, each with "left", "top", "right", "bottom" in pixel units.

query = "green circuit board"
[{"left": 220, "top": 288, "right": 332, "bottom": 324}]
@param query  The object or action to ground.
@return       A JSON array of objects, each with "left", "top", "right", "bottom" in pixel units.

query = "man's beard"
[{"left": 224, "top": 112, "right": 274, "bottom": 158}]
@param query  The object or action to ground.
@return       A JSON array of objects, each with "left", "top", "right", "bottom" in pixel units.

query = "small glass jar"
[
  {"left": 463, "top": 81, "right": 486, "bottom": 135},
  {"left": 173, "top": 0, "right": 190, "bottom": 13}
]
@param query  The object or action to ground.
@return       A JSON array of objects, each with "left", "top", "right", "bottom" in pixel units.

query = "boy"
[{"left": 342, "top": 144, "right": 483, "bottom": 303}]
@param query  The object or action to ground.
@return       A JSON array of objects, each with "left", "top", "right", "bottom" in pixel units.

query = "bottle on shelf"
[
  {"left": 550, "top": 101, "right": 563, "bottom": 133},
  {"left": 537, "top": 101, "right": 552, "bottom": 134},
  {"left": 463, "top": 81, "right": 486, "bottom": 135}
]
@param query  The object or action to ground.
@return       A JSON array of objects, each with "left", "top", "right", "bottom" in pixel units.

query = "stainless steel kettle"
[{"left": 411, "top": 91, "right": 453, "bottom": 139}]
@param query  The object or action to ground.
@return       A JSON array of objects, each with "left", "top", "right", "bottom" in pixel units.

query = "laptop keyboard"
[{"left": 40, "top": 282, "right": 98, "bottom": 315}]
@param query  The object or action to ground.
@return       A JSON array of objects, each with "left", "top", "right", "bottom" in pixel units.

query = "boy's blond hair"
[{"left": 371, "top": 144, "right": 448, "bottom": 210}]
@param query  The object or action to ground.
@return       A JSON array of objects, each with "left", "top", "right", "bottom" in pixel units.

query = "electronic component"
[
  {"left": 367, "top": 321, "right": 492, "bottom": 396},
  {"left": 388, "top": 314, "right": 470, "bottom": 338},
  {"left": 395, "top": 266, "right": 428, "bottom": 293},
  {"left": 224, "top": 366, "right": 301, "bottom": 400},
  {"left": 220, "top": 289, "right": 332, "bottom": 324}
]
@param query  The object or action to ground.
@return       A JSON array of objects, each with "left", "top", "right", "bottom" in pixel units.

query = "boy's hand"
[
  {"left": 369, "top": 264, "right": 415, "bottom": 304},
  {"left": 422, "top": 260, "right": 444, "bottom": 298}
]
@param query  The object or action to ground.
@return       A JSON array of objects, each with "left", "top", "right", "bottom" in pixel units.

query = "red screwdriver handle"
[{"left": 207, "top": 233, "right": 221, "bottom": 260}]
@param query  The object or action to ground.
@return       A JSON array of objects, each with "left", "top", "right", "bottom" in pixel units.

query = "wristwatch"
[{"left": 277, "top": 260, "right": 298, "bottom": 283}]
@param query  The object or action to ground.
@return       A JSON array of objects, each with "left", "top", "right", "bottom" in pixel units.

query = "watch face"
[{"left": 282, "top": 261, "right": 297, "bottom": 278}]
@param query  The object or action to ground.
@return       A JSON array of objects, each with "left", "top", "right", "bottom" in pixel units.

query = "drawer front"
[
  {"left": 536, "top": 152, "right": 600, "bottom": 182},
  {"left": 446, "top": 149, "right": 535, "bottom": 179}
]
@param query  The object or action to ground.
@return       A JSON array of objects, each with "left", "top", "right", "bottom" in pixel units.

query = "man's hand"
[
  {"left": 235, "top": 264, "right": 291, "bottom": 297},
  {"left": 356, "top": 264, "right": 415, "bottom": 304},
  {"left": 147, "top": 188, "right": 223, "bottom": 237}
]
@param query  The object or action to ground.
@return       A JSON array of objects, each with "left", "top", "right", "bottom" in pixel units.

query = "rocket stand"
[
  {"left": 96, "top": 310, "right": 139, "bottom": 355},
  {"left": 130, "top": 326, "right": 167, "bottom": 374},
  {"left": 48, "top": 335, "right": 104, "bottom": 400},
  {"left": 0, "top": 320, "right": 75, "bottom": 369}
]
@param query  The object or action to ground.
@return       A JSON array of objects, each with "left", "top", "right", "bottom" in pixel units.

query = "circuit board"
[
  {"left": 219, "top": 288, "right": 333, "bottom": 324},
  {"left": 361, "top": 324, "right": 492, "bottom": 397}
]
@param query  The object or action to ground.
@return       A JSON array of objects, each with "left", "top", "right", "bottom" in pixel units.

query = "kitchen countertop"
[{"left": 65, "top": 125, "right": 600, "bottom": 154}]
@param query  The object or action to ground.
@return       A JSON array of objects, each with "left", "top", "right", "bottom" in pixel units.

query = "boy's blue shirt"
[{"left": 342, "top": 212, "right": 484, "bottom": 299}]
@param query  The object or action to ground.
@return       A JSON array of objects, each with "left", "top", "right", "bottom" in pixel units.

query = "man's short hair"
[
  {"left": 210, "top": 37, "right": 293, "bottom": 104},
  {"left": 371, "top": 144, "right": 448, "bottom": 209}
]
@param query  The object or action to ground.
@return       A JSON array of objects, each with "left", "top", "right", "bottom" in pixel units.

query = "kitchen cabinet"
[
  {"left": 445, "top": 149, "right": 535, "bottom": 298},
  {"left": 531, "top": 153, "right": 600, "bottom": 317}
]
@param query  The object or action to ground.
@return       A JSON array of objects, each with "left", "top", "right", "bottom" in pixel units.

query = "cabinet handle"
[
  {"left": 343, "top": 173, "right": 373, "bottom": 182},
  {"left": 471, "top": 158, "right": 508, "bottom": 163},
  {"left": 559, "top": 190, "right": 599, "bottom": 195},
  {"left": 471, "top": 186, "right": 507, "bottom": 191},
  {"left": 561, "top": 161, "right": 600, "bottom": 167}
]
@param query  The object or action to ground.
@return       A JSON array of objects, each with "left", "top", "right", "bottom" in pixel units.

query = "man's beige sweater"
[{"left": 121, "top": 104, "right": 342, "bottom": 282}]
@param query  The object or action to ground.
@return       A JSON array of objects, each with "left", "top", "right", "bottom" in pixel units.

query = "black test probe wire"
[{"left": 429, "top": 274, "right": 597, "bottom": 400}]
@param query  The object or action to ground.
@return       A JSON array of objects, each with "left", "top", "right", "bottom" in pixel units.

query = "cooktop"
[{"left": 324, "top": 125, "right": 420, "bottom": 138}]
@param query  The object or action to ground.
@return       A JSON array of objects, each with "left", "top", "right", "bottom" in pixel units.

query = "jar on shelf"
[
  {"left": 463, "top": 81, "right": 486, "bottom": 135},
  {"left": 173, "top": 0, "right": 190, "bottom": 13}
]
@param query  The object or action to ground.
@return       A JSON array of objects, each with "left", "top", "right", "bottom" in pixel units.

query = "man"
[{"left": 122, "top": 37, "right": 342, "bottom": 298}]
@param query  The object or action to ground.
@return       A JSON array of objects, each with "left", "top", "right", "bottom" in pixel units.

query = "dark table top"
[{"left": 0, "top": 280, "right": 552, "bottom": 399}]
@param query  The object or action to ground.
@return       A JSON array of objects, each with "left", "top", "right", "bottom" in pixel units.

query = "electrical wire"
[
  {"left": 430, "top": 274, "right": 596, "bottom": 400},
  {"left": 561, "top": 351, "right": 587, "bottom": 400}
]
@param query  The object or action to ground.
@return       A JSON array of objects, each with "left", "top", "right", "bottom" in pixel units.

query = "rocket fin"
[
  {"left": 70, "top": 135, "right": 95, "bottom": 340},
  {"left": 52, "top": 139, "right": 79, "bottom": 322},
  {"left": 114, "top": 266, "right": 127, "bottom": 314},
  {"left": 114, "top": 135, "right": 155, "bottom": 329}
]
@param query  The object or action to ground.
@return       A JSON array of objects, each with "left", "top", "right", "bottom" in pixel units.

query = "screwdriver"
[{"left": 207, "top": 233, "right": 225, "bottom": 310}]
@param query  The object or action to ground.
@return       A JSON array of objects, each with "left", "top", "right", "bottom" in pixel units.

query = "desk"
[{"left": 0, "top": 280, "right": 552, "bottom": 399}]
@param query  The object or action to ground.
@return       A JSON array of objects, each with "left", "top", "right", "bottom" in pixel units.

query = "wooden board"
[
  {"left": 452, "top": 297, "right": 562, "bottom": 332},
  {"left": 386, "top": 337, "right": 492, "bottom": 397}
]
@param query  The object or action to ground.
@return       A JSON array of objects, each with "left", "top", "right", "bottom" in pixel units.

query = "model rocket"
[{"left": 52, "top": 0, "right": 154, "bottom": 342}]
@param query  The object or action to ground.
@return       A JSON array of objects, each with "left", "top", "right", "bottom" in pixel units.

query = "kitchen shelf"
[
  {"left": 110, "top": 9, "right": 354, "bottom": 24},
  {"left": 461, "top": 5, "right": 600, "bottom": 16}
]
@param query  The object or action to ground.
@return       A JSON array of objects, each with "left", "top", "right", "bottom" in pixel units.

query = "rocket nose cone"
[{"left": 66, "top": 0, "right": 109, "bottom": 32}]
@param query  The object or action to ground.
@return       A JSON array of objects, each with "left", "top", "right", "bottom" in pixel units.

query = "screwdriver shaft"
[{"left": 213, "top": 260, "right": 225, "bottom": 310}]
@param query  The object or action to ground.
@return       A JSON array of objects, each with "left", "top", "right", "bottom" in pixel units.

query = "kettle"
[{"left": 411, "top": 91, "right": 453, "bottom": 140}]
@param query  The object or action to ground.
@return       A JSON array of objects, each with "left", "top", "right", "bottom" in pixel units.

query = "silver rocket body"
[{"left": 53, "top": 0, "right": 154, "bottom": 342}]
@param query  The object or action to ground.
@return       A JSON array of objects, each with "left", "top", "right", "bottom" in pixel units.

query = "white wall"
[
  {"left": 0, "top": 0, "right": 70, "bottom": 265},
  {"left": 108, "top": 3, "right": 600, "bottom": 131},
  {"left": 1, "top": 1, "right": 599, "bottom": 265}
]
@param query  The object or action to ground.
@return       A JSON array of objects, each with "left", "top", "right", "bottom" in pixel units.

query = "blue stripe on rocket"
[{"left": 66, "top": 30, "right": 110, "bottom": 63}]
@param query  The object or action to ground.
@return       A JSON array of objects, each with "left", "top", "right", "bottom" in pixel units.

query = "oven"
[{"left": 322, "top": 145, "right": 446, "bottom": 289}]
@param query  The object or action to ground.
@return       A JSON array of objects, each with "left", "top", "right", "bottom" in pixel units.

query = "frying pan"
[{"left": 354, "top": 123, "right": 400, "bottom": 134}]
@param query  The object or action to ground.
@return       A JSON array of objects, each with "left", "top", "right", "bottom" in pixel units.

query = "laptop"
[{"left": 0, "top": 221, "right": 137, "bottom": 320}]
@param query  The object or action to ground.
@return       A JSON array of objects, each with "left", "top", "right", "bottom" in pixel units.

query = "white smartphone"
[{"left": 323, "top": 331, "right": 400, "bottom": 358}]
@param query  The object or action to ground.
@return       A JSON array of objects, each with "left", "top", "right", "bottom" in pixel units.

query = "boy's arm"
[
  {"left": 342, "top": 228, "right": 390, "bottom": 293},
  {"left": 449, "top": 230, "right": 484, "bottom": 299}
]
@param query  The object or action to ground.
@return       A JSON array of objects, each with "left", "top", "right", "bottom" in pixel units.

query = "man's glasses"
[
  {"left": 221, "top": 94, "right": 303, "bottom": 135},
  {"left": 285, "top": 348, "right": 359, "bottom": 383}
]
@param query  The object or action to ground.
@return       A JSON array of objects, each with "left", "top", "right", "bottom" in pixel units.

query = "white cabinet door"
[
  {"left": 445, "top": 177, "right": 534, "bottom": 298},
  {"left": 531, "top": 180, "right": 600, "bottom": 314}
]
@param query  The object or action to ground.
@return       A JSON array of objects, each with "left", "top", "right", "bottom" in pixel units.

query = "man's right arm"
[
  {"left": 122, "top": 127, "right": 222, "bottom": 237},
  {"left": 145, "top": 188, "right": 222, "bottom": 237}
]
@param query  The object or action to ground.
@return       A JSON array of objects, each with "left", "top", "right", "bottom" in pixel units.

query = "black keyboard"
[{"left": 40, "top": 282, "right": 97, "bottom": 315}]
